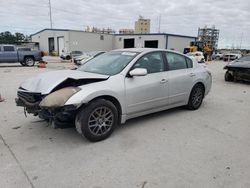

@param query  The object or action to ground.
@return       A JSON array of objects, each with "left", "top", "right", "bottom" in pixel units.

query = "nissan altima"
[{"left": 16, "top": 48, "right": 212, "bottom": 142}]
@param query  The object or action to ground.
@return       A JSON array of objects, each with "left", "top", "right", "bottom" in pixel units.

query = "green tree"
[
  {"left": 15, "top": 32, "right": 25, "bottom": 42},
  {"left": 0, "top": 31, "right": 27, "bottom": 44}
]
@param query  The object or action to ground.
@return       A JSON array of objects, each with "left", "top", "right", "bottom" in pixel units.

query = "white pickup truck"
[{"left": 0, "top": 44, "right": 43, "bottom": 66}]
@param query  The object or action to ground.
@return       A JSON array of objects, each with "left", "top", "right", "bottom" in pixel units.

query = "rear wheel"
[
  {"left": 225, "top": 71, "right": 234, "bottom": 81},
  {"left": 75, "top": 99, "right": 118, "bottom": 142},
  {"left": 187, "top": 84, "right": 205, "bottom": 110},
  {"left": 24, "top": 57, "right": 35, "bottom": 66}
]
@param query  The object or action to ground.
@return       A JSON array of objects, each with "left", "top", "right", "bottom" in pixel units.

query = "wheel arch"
[{"left": 24, "top": 55, "right": 35, "bottom": 60}]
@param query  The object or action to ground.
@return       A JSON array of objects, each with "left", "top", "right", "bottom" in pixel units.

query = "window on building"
[
  {"left": 165, "top": 52, "right": 188, "bottom": 71},
  {"left": 100, "top": 35, "right": 104, "bottom": 40},
  {"left": 3, "top": 46, "right": 15, "bottom": 52}
]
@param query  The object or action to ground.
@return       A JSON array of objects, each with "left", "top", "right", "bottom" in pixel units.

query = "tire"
[
  {"left": 24, "top": 57, "right": 35, "bottom": 66},
  {"left": 66, "top": 55, "right": 71, "bottom": 60},
  {"left": 225, "top": 71, "right": 234, "bottom": 81},
  {"left": 20, "top": 62, "right": 26, "bottom": 66},
  {"left": 75, "top": 99, "right": 118, "bottom": 142},
  {"left": 186, "top": 84, "right": 205, "bottom": 110},
  {"left": 215, "top": 56, "right": 220, "bottom": 60}
]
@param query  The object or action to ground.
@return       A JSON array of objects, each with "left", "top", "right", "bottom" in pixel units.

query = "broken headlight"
[{"left": 40, "top": 87, "right": 81, "bottom": 108}]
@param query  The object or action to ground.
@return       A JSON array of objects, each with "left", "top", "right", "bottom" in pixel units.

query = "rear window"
[
  {"left": 186, "top": 57, "right": 193, "bottom": 68},
  {"left": 3, "top": 46, "right": 15, "bottom": 52}
]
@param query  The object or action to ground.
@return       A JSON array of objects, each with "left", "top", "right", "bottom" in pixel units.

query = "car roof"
[{"left": 112, "top": 48, "right": 186, "bottom": 55}]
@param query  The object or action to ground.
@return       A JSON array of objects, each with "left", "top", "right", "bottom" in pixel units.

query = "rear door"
[
  {"left": 1, "top": 45, "right": 18, "bottom": 62},
  {"left": 125, "top": 51, "right": 169, "bottom": 115},
  {"left": 164, "top": 52, "right": 194, "bottom": 105}
]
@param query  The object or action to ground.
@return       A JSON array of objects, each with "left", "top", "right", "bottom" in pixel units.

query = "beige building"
[{"left": 134, "top": 16, "right": 150, "bottom": 34}]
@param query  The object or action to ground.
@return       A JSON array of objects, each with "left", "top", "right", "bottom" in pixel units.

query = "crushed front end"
[{"left": 15, "top": 87, "right": 80, "bottom": 128}]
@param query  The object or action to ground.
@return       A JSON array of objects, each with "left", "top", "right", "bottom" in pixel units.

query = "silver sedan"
[{"left": 16, "top": 48, "right": 212, "bottom": 142}]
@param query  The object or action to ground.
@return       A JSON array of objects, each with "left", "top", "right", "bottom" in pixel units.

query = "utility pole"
[
  {"left": 49, "top": 0, "right": 53, "bottom": 28},
  {"left": 158, "top": 14, "right": 161, "bottom": 33},
  {"left": 239, "top": 32, "right": 243, "bottom": 49}
]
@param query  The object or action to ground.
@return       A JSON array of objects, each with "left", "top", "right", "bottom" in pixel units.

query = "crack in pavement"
[{"left": 0, "top": 134, "right": 35, "bottom": 188}]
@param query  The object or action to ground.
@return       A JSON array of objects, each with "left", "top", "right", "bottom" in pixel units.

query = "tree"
[
  {"left": 0, "top": 31, "right": 27, "bottom": 44},
  {"left": 15, "top": 32, "right": 25, "bottom": 42}
]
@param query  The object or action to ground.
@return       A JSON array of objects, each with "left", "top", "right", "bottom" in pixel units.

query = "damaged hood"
[
  {"left": 226, "top": 61, "right": 250, "bottom": 69},
  {"left": 20, "top": 70, "right": 109, "bottom": 94}
]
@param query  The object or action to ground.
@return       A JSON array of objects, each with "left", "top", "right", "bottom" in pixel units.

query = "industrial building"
[
  {"left": 198, "top": 26, "right": 219, "bottom": 51},
  {"left": 31, "top": 28, "right": 197, "bottom": 55}
]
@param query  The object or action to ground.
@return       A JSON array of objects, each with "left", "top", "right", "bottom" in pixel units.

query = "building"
[
  {"left": 198, "top": 26, "right": 219, "bottom": 51},
  {"left": 119, "top": 29, "right": 134, "bottom": 34},
  {"left": 114, "top": 33, "right": 197, "bottom": 52},
  {"left": 31, "top": 28, "right": 197, "bottom": 54},
  {"left": 31, "top": 29, "right": 114, "bottom": 55},
  {"left": 134, "top": 16, "right": 150, "bottom": 34}
]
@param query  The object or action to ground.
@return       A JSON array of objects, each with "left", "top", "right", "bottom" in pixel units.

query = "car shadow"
[
  {"left": 0, "top": 65, "right": 23, "bottom": 68},
  {"left": 115, "top": 106, "right": 186, "bottom": 133}
]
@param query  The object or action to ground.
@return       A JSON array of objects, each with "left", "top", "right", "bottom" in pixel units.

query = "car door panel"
[
  {"left": 165, "top": 52, "right": 194, "bottom": 105},
  {"left": 168, "top": 69, "right": 193, "bottom": 105},
  {"left": 125, "top": 73, "right": 168, "bottom": 115},
  {"left": 125, "top": 52, "right": 169, "bottom": 115}
]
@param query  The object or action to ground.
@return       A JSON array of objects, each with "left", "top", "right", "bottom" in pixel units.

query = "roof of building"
[{"left": 31, "top": 28, "right": 197, "bottom": 39}]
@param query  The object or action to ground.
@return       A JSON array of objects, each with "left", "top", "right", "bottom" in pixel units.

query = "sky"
[{"left": 0, "top": 0, "right": 249, "bottom": 49}]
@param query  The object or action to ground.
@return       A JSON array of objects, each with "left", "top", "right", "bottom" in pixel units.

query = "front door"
[
  {"left": 125, "top": 52, "right": 168, "bottom": 115},
  {"left": 48, "top": 37, "right": 55, "bottom": 54},
  {"left": 57, "top": 37, "right": 65, "bottom": 56}
]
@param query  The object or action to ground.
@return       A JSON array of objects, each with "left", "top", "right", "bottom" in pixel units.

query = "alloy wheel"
[{"left": 88, "top": 107, "right": 114, "bottom": 136}]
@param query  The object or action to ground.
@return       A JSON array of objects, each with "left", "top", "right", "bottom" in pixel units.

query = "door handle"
[
  {"left": 189, "top": 73, "right": 196, "bottom": 77},
  {"left": 160, "top": 79, "right": 168, "bottom": 84}
]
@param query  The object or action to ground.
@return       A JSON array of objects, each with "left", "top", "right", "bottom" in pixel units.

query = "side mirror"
[{"left": 129, "top": 68, "right": 147, "bottom": 77}]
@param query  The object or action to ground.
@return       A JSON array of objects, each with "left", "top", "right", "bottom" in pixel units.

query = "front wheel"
[
  {"left": 75, "top": 99, "right": 118, "bottom": 142},
  {"left": 225, "top": 71, "right": 234, "bottom": 81},
  {"left": 186, "top": 84, "right": 205, "bottom": 110},
  {"left": 24, "top": 57, "right": 35, "bottom": 66}
]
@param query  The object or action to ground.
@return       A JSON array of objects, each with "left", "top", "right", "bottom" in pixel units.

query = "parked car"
[
  {"left": 60, "top": 50, "right": 83, "bottom": 60},
  {"left": 212, "top": 52, "right": 223, "bottom": 60},
  {"left": 186, "top": 51, "right": 205, "bottom": 63},
  {"left": 0, "top": 44, "right": 43, "bottom": 66},
  {"left": 74, "top": 51, "right": 105, "bottom": 65},
  {"left": 223, "top": 52, "right": 242, "bottom": 61},
  {"left": 224, "top": 55, "right": 250, "bottom": 82},
  {"left": 16, "top": 48, "right": 212, "bottom": 142}
]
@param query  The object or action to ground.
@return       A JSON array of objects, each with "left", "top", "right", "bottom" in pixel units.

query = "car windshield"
[
  {"left": 87, "top": 51, "right": 104, "bottom": 57},
  {"left": 78, "top": 51, "right": 138, "bottom": 75},
  {"left": 238, "top": 56, "right": 250, "bottom": 61}
]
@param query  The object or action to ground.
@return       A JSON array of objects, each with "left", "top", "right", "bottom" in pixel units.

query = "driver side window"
[{"left": 132, "top": 52, "right": 164, "bottom": 74}]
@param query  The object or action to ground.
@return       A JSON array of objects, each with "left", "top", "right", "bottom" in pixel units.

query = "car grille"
[{"left": 18, "top": 91, "right": 43, "bottom": 103}]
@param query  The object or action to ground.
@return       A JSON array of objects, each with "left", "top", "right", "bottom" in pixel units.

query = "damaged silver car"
[{"left": 16, "top": 48, "right": 212, "bottom": 142}]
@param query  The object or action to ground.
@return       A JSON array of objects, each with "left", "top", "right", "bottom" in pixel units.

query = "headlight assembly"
[{"left": 40, "top": 87, "right": 81, "bottom": 108}]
